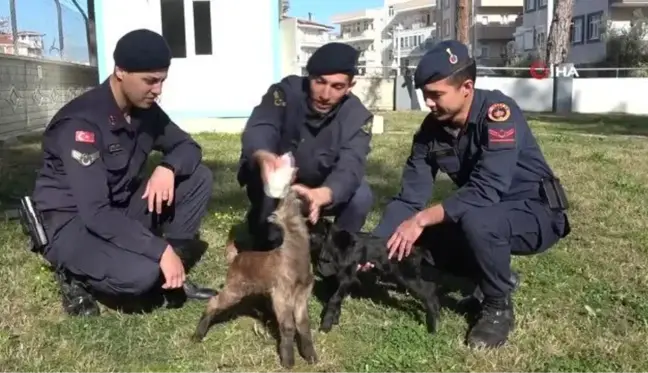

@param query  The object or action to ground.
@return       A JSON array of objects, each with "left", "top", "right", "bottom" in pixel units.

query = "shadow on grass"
[
  {"left": 0, "top": 135, "right": 475, "bottom": 324},
  {"left": 526, "top": 112, "right": 648, "bottom": 137}
]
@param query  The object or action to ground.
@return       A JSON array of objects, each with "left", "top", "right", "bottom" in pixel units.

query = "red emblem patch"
[
  {"left": 488, "top": 128, "right": 516, "bottom": 143},
  {"left": 75, "top": 130, "right": 95, "bottom": 143}
]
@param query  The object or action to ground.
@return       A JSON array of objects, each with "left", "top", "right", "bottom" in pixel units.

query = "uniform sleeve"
[
  {"left": 240, "top": 85, "right": 286, "bottom": 160},
  {"left": 372, "top": 127, "right": 437, "bottom": 238},
  {"left": 441, "top": 102, "right": 521, "bottom": 222},
  {"left": 322, "top": 116, "right": 372, "bottom": 206},
  {"left": 152, "top": 105, "right": 203, "bottom": 176},
  {"left": 56, "top": 119, "right": 168, "bottom": 261}
]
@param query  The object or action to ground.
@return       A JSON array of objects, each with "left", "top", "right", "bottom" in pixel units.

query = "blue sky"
[
  {"left": 287, "top": 0, "right": 383, "bottom": 29},
  {"left": 0, "top": 0, "right": 88, "bottom": 62}
]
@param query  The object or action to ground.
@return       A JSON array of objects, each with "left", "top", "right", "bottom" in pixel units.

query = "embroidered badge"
[
  {"left": 487, "top": 103, "right": 511, "bottom": 122},
  {"left": 488, "top": 128, "right": 516, "bottom": 144},
  {"left": 361, "top": 117, "right": 373, "bottom": 134},
  {"left": 71, "top": 150, "right": 100, "bottom": 166},
  {"left": 108, "top": 143, "right": 122, "bottom": 153},
  {"left": 273, "top": 89, "right": 286, "bottom": 107},
  {"left": 446, "top": 48, "right": 458, "bottom": 64},
  {"left": 75, "top": 130, "right": 95, "bottom": 143}
]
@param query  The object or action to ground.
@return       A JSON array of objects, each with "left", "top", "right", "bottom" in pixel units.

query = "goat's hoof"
[
  {"left": 319, "top": 322, "right": 333, "bottom": 333},
  {"left": 280, "top": 354, "right": 295, "bottom": 369},
  {"left": 191, "top": 333, "right": 204, "bottom": 343},
  {"left": 425, "top": 317, "right": 439, "bottom": 334},
  {"left": 304, "top": 353, "right": 318, "bottom": 364}
]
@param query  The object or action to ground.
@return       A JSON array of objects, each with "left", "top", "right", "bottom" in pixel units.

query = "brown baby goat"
[{"left": 192, "top": 189, "right": 317, "bottom": 369}]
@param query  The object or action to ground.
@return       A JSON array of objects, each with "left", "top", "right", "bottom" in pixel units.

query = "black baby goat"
[{"left": 310, "top": 220, "right": 442, "bottom": 334}]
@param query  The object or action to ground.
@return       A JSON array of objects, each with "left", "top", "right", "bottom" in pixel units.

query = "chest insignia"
[{"left": 71, "top": 150, "right": 100, "bottom": 167}]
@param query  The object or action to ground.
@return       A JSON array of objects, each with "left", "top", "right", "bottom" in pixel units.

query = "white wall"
[
  {"left": 95, "top": 0, "right": 278, "bottom": 121},
  {"left": 413, "top": 77, "right": 648, "bottom": 115}
]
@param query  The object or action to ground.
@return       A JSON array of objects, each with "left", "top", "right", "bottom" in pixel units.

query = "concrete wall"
[
  {"left": 353, "top": 77, "right": 394, "bottom": 111},
  {"left": 0, "top": 54, "right": 97, "bottom": 140}
]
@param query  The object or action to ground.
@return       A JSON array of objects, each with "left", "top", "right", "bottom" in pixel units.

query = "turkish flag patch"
[
  {"left": 75, "top": 130, "right": 95, "bottom": 143},
  {"left": 488, "top": 128, "right": 515, "bottom": 143}
]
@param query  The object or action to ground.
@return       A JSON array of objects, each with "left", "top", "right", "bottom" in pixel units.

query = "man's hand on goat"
[
  {"left": 253, "top": 150, "right": 285, "bottom": 185},
  {"left": 387, "top": 216, "right": 425, "bottom": 261},
  {"left": 291, "top": 185, "right": 332, "bottom": 224}
]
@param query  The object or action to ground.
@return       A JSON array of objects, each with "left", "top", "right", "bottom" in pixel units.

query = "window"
[
  {"left": 570, "top": 16, "right": 584, "bottom": 44},
  {"left": 443, "top": 19, "right": 450, "bottom": 36},
  {"left": 587, "top": 12, "right": 602, "bottom": 41},
  {"left": 160, "top": 0, "right": 187, "bottom": 58},
  {"left": 525, "top": 0, "right": 535, "bottom": 12},
  {"left": 193, "top": 1, "right": 212, "bottom": 55},
  {"left": 388, "top": 6, "right": 394, "bottom": 16},
  {"left": 538, "top": 0, "right": 547, "bottom": 8}
]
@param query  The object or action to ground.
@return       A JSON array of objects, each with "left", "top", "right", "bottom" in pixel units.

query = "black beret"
[
  {"left": 113, "top": 29, "right": 172, "bottom": 72},
  {"left": 414, "top": 39, "right": 473, "bottom": 89},
  {"left": 306, "top": 42, "right": 359, "bottom": 77}
]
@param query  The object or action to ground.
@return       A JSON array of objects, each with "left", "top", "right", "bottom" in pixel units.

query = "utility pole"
[{"left": 456, "top": 0, "right": 470, "bottom": 45}]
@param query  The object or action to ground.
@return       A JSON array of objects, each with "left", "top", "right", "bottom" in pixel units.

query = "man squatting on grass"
[
  {"left": 230, "top": 42, "right": 374, "bottom": 253},
  {"left": 28, "top": 29, "right": 216, "bottom": 316},
  {"left": 369, "top": 40, "right": 572, "bottom": 349}
]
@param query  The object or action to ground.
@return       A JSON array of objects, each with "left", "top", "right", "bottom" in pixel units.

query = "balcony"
[
  {"left": 393, "top": 0, "right": 436, "bottom": 13},
  {"left": 610, "top": 0, "right": 648, "bottom": 6},
  {"left": 331, "top": 9, "right": 376, "bottom": 24},
  {"left": 475, "top": 23, "right": 516, "bottom": 40},
  {"left": 476, "top": 0, "right": 523, "bottom": 7},
  {"left": 398, "top": 25, "right": 435, "bottom": 37},
  {"left": 300, "top": 35, "right": 331, "bottom": 48},
  {"left": 338, "top": 29, "right": 376, "bottom": 42}
]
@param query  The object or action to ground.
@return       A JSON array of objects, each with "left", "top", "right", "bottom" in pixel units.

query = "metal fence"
[
  {"left": 0, "top": 0, "right": 92, "bottom": 65},
  {"left": 353, "top": 64, "right": 648, "bottom": 79}
]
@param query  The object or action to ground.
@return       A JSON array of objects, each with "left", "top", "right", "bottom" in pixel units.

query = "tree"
[
  {"left": 456, "top": 0, "right": 470, "bottom": 45},
  {"left": 594, "top": 10, "right": 648, "bottom": 77},
  {"left": 70, "top": 0, "right": 97, "bottom": 66},
  {"left": 0, "top": 17, "right": 10, "bottom": 33},
  {"left": 545, "top": 0, "right": 575, "bottom": 64}
]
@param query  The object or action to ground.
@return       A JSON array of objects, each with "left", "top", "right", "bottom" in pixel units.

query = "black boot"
[
  {"left": 458, "top": 271, "right": 520, "bottom": 314},
  {"left": 54, "top": 270, "right": 100, "bottom": 317},
  {"left": 167, "top": 238, "right": 216, "bottom": 300},
  {"left": 466, "top": 295, "right": 515, "bottom": 349}
]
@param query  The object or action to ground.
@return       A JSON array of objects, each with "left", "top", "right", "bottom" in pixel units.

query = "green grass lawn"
[{"left": 1, "top": 111, "right": 648, "bottom": 371}]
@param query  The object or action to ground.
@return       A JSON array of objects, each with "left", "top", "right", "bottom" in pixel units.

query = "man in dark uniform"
[
  {"left": 370, "top": 40, "right": 571, "bottom": 348},
  {"left": 231, "top": 42, "right": 374, "bottom": 253},
  {"left": 30, "top": 29, "right": 216, "bottom": 316}
]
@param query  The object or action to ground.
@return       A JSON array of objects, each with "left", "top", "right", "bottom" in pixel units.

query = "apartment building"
[
  {"left": 384, "top": 0, "right": 437, "bottom": 69},
  {"left": 437, "top": 0, "right": 523, "bottom": 66},
  {"left": 330, "top": 0, "right": 437, "bottom": 76},
  {"left": 280, "top": 16, "right": 335, "bottom": 76},
  {"left": 515, "top": 0, "right": 648, "bottom": 65}
]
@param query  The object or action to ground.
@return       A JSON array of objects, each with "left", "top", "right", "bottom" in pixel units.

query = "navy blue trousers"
[
  {"left": 242, "top": 170, "right": 373, "bottom": 250},
  {"left": 373, "top": 199, "right": 570, "bottom": 298},
  {"left": 43, "top": 164, "right": 213, "bottom": 296}
]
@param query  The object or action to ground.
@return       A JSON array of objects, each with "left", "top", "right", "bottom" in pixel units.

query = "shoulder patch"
[
  {"left": 361, "top": 117, "right": 373, "bottom": 134},
  {"left": 487, "top": 103, "right": 511, "bottom": 122},
  {"left": 75, "top": 130, "right": 95, "bottom": 143},
  {"left": 71, "top": 150, "right": 100, "bottom": 167},
  {"left": 273, "top": 89, "right": 286, "bottom": 107}
]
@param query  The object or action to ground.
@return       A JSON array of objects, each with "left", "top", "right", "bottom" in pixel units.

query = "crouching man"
[
  {"left": 231, "top": 42, "right": 375, "bottom": 253},
  {"left": 27, "top": 29, "right": 216, "bottom": 316},
  {"left": 371, "top": 40, "right": 571, "bottom": 348}
]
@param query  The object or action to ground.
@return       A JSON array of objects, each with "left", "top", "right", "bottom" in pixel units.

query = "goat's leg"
[
  {"left": 293, "top": 280, "right": 318, "bottom": 364},
  {"left": 320, "top": 273, "right": 355, "bottom": 332},
  {"left": 271, "top": 290, "right": 297, "bottom": 369},
  {"left": 192, "top": 285, "right": 244, "bottom": 342}
]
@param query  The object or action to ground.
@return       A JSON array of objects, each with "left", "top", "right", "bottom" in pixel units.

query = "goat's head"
[{"left": 267, "top": 188, "right": 305, "bottom": 230}]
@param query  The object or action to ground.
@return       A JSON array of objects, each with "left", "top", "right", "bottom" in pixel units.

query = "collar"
[{"left": 98, "top": 78, "right": 139, "bottom": 133}]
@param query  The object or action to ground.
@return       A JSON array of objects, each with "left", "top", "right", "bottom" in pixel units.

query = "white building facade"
[{"left": 94, "top": 0, "right": 281, "bottom": 130}]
